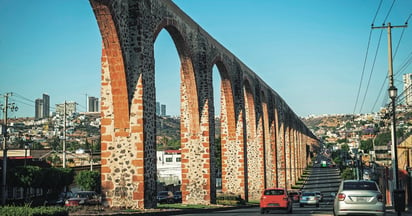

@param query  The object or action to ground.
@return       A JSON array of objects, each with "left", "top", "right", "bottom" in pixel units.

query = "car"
[
  {"left": 260, "top": 188, "right": 292, "bottom": 214},
  {"left": 157, "top": 191, "right": 174, "bottom": 204},
  {"left": 314, "top": 191, "right": 323, "bottom": 202},
  {"left": 333, "top": 180, "right": 385, "bottom": 216},
  {"left": 46, "top": 191, "right": 73, "bottom": 206},
  {"left": 299, "top": 191, "right": 319, "bottom": 207},
  {"left": 288, "top": 190, "right": 301, "bottom": 203},
  {"left": 174, "top": 191, "right": 182, "bottom": 203},
  {"left": 65, "top": 191, "right": 100, "bottom": 206}
]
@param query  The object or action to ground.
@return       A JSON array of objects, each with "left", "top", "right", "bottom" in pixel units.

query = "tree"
[
  {"left": 75, "top": 170, "right": 100, "bottom": 192},
  {"left": 341, "top": 168, "right": 355, "bottom": 180},
  {"left": 341, "top": 143, "right": 350, "bottom": 153},
  {"left": 360, "top": 139, "right": 373, "bottom": 153}
]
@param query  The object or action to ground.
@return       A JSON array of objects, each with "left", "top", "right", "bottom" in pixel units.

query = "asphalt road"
[{"left": 175, "top": 166, "right": 341, "bottom": 216}]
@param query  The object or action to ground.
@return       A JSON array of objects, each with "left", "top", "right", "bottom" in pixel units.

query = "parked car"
[
  {"left": 333, "top": 180, "right": 385, "bottom": 216},
  {"left": 46, "top": 191, "right": 73, "bottom": 206},
  {"left": 65, "top": 191, "right": 100, "bottom": 206},
  {"left": 174, "top": 191, "right": 182, "bottom": 203},
  {"left": 299, "top": 191, "right": 319, "bottom": 207},
  {"left": 288, "top": 190, "right": 301, "bottom": 203},
  {"left": 157, "top": 191, "right": 174, "bottom": 204},
  {"left": 314, "top": 191, "right": 323, "bottom": 202},
  {"left": 260, "top": 188, "right": 292, "bottom": 214}
]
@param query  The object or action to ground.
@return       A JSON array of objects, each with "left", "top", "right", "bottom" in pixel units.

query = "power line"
[
  {"left": 382, "top": 0, "right": 396, "bottom": 25},
  {"left": 353, "top": 0, "right": 386, "bottom": 115},
  {"left": 359, "top": 29, "right": 384, "bottom": 113}
]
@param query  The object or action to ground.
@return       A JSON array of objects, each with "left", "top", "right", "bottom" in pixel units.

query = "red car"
[
  {"left": 288, "top": 190, "right": 301, "bottom": 203},
  {"left": 260, "top": 188, "right": 293, "bottom": 214}
]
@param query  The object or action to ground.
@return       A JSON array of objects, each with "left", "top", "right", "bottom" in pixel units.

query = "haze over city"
[{"left": 0, "top": 0, "right": 411, "bottom": 118}]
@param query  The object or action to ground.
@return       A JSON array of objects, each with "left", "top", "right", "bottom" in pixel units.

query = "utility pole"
[
  {"left": 63, "top": 101, "right": 67, "bottom": 168},
  {"left": 1, "top": 93, "right": 18, "bottom": 205},
  {"left": 373, "top": 22, "right": 408, "bottom": 216}
]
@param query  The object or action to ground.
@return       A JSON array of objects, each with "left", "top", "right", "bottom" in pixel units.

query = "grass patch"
[{"left": 157, "top": 203, "right": 219, "bottom": 209}]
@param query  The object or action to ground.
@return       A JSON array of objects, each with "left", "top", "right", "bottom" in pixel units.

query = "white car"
[
  {"left": 333, "top": 180, "right": 385, "bottom": 216},
  {"left": 299, "top": 191, "right": 319, "bottom": 207}
]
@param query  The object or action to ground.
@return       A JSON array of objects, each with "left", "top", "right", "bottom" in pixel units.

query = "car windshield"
[
  {"left": 302, "top": 192, "right": 315, "bottom": 196},
  {"left": 264, "top": 189, "right": 284, "bottom": 195},
  {"left": 158, "top": 192, "right": 169, "bottom": 196},
  {"left": 343, "top": 181, "right": 378, "bottom": 190}
]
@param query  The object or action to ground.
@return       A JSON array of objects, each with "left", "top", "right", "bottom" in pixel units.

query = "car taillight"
[
  {"left": 338, "top": 193, "right": 346, "bottom": 201},
  {"left": 283, "top": 196, "right": 288, "bottom": 201},
  {"left": 377, "top": 193, "right": 383, "bottom": 202}
]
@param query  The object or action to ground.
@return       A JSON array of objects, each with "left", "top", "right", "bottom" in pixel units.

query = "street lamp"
[
  {"left": 389, "top": 85, "right": 404, "bottom": 215},
  {"left": 389, "top": 85, "right": 399, "bottom": 190},
  {"left": 24, "top": 143, "right": 29, "bottom": 166}
]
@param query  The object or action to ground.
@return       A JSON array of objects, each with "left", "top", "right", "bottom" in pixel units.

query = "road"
[{"left": 176, "top": 166, "right": 341, "bottom": 216}]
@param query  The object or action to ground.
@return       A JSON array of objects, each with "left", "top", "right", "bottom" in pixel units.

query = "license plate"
[
  {"left": 268, "top": 203, "right": 280, "bottom": 206},
  {"left": 357, "top": 197, "right": 367, "bottom": 202}
]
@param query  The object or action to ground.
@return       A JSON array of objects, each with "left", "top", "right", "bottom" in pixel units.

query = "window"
[
  {"left": 176, "top": 157, "right": 181, "bottom": 162},
  {"left": 264, "top": 189, "right": 284, "bottom": 195},
  {"left": 343, "top": 181, "right": 378, "bottom": 191},
  {"left": 166, "top": 157, "right": 173, "bottom": 162}
]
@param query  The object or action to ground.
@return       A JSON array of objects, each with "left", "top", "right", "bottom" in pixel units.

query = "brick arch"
[
  {"left": 211, "top": 59, "right": 246, "bottom": 198},
  {"left": 153, "top": 20, "right": 204, "bottom": 205},
  {"left": 260, "top": 90, "right": 271, "bottom": 189},
  {"left": 91, "top": 1, "right": 129, "bottom": 130},
  {"left": 153, "top": 19, "right": 200, "bottom": 132},
  {"left": 90, "top": 0, "right": 319, "bottom": 209},
  {"left": 243, "top": 79, "right": 264, "bottom": 201}
]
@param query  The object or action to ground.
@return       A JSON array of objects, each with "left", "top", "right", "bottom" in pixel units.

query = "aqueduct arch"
[{"left": 90, "top": 0, "right": 319, "bottom": 209}]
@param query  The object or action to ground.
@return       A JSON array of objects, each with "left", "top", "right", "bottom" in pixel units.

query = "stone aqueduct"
[{"left": 90, "top": 0, "right": 320, "bottom": 209}]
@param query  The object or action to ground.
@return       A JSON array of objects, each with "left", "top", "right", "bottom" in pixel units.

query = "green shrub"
[
  {"left": 0, "top": 206, "right": 68, "bottom": 216},
  {"left": 216, "top": 194, "right": 245, "bottom": 206}
]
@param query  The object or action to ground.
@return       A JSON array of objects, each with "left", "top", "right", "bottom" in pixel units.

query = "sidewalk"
[{"left": 386, "top": 205, "right": 412, "bottom": 216}]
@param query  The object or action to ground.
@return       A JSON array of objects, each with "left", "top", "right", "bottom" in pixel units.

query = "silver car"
[
  {"left": 333, "top": 180, "right": 385, "bottom": 216},
  {"left": 299, "top": 191, "right": 319, "bottom": 207}
]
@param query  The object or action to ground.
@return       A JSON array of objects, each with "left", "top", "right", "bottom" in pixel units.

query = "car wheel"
[
  {"left": 300, "top": 203, "right": 304, "bottom": 207},
  {"left": 260, "top": 208, "right": 265, "bottom": 214},
  {"left": 316, "top": 203, "right": 319, "bottom": 207}
]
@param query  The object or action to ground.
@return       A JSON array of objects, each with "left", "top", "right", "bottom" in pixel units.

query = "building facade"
[
  {"left": 88, "top": 96, "right": 99, "bottom": 112},
  {"left": 157, "top": 150, "right": 181, "bottom": 185},
  {"left": 42, "top": 94, "right": 50, "bottom": 118},
  {"left": 55, "top": 102, "right": 77, "bottom": 116},
  {"left": 403, "top": 73, "right": 412, "bottom": 106},
  {"left": 35, "top": 98, "right": 43, "bottom": 120}
]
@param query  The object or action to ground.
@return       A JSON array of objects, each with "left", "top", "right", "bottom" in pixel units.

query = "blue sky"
[{"left": 0, "top": 0, "right": 411, "bottom": 119}]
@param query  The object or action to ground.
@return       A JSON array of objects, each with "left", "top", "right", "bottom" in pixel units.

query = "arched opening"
[
  {"left": 212, "top": 65, "right": 222, "bottom": 190},
  {"left": 153, "top": 22, "right": 200, "bottom": 204},
  {"left": 154, "top": 29, "right": 181, "bottom": 194},
  {"left": 243, "top": 80, "right": 262, "bottom": 200},
  {"left": 261, "top": 92, "right": 270, "bottom": 189}
]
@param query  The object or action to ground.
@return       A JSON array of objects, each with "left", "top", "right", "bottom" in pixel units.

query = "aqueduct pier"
[{"left": 90, "top": 0, "right": 320, "bottom": 209}]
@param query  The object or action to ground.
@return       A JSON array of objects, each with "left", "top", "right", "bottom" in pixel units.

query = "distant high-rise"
[
  {"left": 156, "top": 102, "right": 160, "bottom": 116},
  {"left": 88, "top": 96, "right": 99, "bottom": 112},
  {"left": 403, "top": 73, "right": 412, "bottom": 106},
  {"left": 35, "top": 98, "right": 43, "bottom": 120},
  {"left": 42, "top": 93, "right": 50, "bottom": 118},
  {"left": 161, "top": 104, "right": 166, "bottom": 116}
]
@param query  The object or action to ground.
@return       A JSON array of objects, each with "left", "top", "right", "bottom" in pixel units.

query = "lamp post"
[
  {"left": 24, "top": 143, "right": 28, "bottom": 167},
  {"left": 389, "top": 85, "right": 398, "bottom": 190},
  {"left": 389, "top": 85, "right": 403, "bottom": 216}
]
